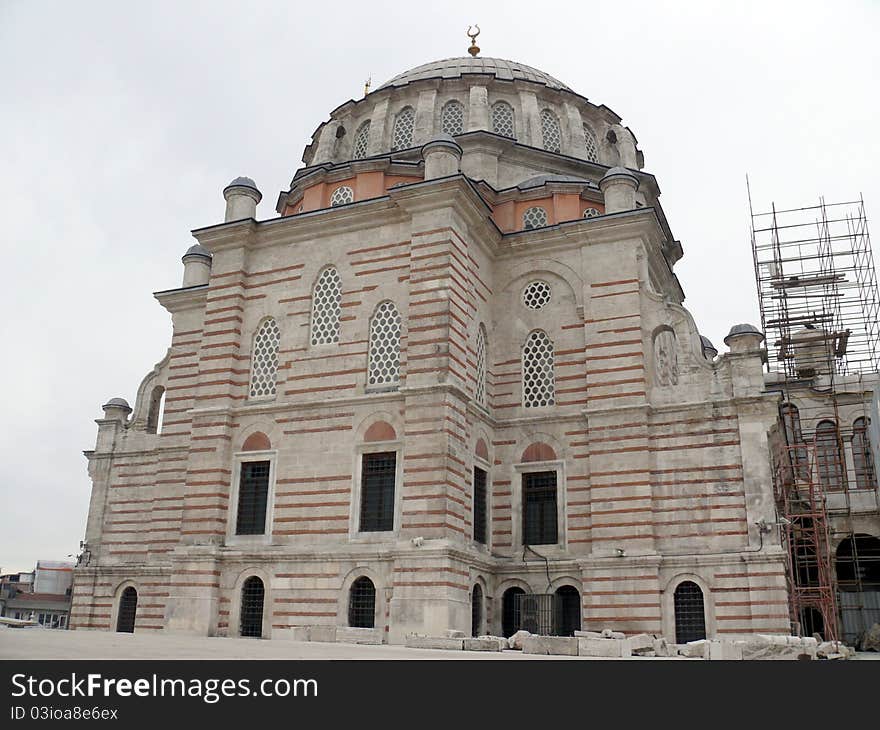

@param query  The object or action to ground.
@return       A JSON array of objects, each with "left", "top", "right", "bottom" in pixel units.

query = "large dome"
[{"left": 378, "top": 56, "right": 572, "bottom": 92}]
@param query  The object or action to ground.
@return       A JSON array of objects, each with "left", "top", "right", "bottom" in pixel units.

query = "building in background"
[{"left": 1, "top": 561, "right": 74, "bottom": 628}]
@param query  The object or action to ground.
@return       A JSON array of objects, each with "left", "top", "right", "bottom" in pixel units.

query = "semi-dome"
[{"left": 379, "top": 56, "right": 571, "bottom": 92}]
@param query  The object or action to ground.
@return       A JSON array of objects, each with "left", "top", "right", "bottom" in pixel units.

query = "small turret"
[
  {"left": 599, "top": 167, "right": 639, "bottom": 213},
  {"left": 222, "top": 176, "right": 261, "bottom": 222},
  {"left": 181, "top": 244, "right": 212, "bottom": 287},
  {"left": 422, "top": 135, "right": 463, "bottom": 180}
]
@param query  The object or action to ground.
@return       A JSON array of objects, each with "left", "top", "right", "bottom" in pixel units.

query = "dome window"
[
  {"left": 441, "top": 100, "right": 465, "bottom": 136},
  {"left": 353, "top": 120, "right": 371, "bottom": 160},
  {"left": 540, "top": 109, "right": 561, "bottom": 153},
  {"left": 391, "top": 106, "right": 415, "bottom": 151},
  {"left": 583, "top": 207, "right": 601, "bottom": 218},
  {"left": 522, "top": 206, "right": 548, "bottom": 231},
  {"left": 330, "top": 186, "right": 354, "bottom": 207},
  {"left": 522, "top": 280, "right": 552, "bottom": 310},
  {"left": 491, "top": 101, "right": 515, "bottom": 138},
  {"left": 583, "top": 123, "right": 599, "bottom": 162}
]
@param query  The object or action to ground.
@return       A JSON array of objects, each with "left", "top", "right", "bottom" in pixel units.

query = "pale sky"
[{"left": 1, "top": 0, "right": 878, "bottom": 573}]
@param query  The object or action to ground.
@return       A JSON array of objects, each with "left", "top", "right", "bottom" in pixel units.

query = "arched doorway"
[
  {"left": 348, "top": 577, "right": 376, "bottom": 629},
  {"left": 502, "top": 587, "right": 525, "bottom": 638},
  {"left": 799, "top": 606, "right": 825, "bottom": 639},
  {"left": 471, "top": 584, "right": 483, "bottom": 637},
  {"left": 674, "top": 581, "right": 707, "bottom": 644},
  {"left": 835, "top": 534, "right": 880, "bottom": 645},
  {"left": 554, "top": 585, "right": 581, "bottom": 636},
  {"left": 239, "top": 576, "right": 265, "bottom": 638},
  {"left": 116, "top": 587, "right": 137, "bottom": 633}
]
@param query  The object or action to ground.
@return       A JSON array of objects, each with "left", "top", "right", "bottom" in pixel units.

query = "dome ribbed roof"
[{"left": 378, "top": 57, "right": 571, "bottom": 91}]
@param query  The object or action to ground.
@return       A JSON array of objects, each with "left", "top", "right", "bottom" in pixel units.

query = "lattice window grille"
[
  {"left": 310, "top": 267, "right": 342, "bottom": 345},
  {"left": 392, "top": 107, "right": 415, "bottom": 151},
  {"left": 249, "top": 318, "right": 280, "bottom": 398},
  {"left": 368, "top": 301, "right": 402, "bottom": 387},
  {"left": 330, "top": 186, "right": 354, "bottom": 207},
  {"left": 492, "top": 101, "right": 515, "bottom": 138},
  {"left": 442, "top": 100, "right": 464, "bottom": 135},
  {"left": 349, "top": 577, "right": 376, "bottom": 628},
  {"left": 353, "top": 121, "right": 371, "bottom": 159},
  {"left": 239, "top": 576, "right": 265, "bottom": 638},
  {"left": 522, "top": 331, "right": 555, "bottom": 408},
  {"left": 674, "top": 581, "right": 707, "bottom": 644},
  {"left": 540, "top": 109, "right": 561, "bottom": 152},
  {"left": 584, "top": 207, "right": 601, "bottom": 218},
  {"left": 522, "top": 281, "right": 552, "bottom": 310},
  {"left": 583, "top": 123, "right": 599, "bottom": 162},
  {"left": 522, "top": 206, "right": 548, "bottom": 230},
  {"left": 475, "top": 325, "right": 488, "bottom": 405}
]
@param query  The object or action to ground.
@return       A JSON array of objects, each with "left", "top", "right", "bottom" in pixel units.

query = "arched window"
[
  {"left": 349, "top": 577, "right": 376, "bottom": 628},
  {"left": 353, "top": 120, "right": 371, "bottom": 160},
  {"left": 391, "top": 106, "right": 415, "bottom": 151},
  {"left": 582, "top": 123, "right": 599, "bottom": 162},
  {"left": 310, "top": 267, "right": 342, "bottom": 345},
  {"left": 441, "top": 100, "right": 464, "bottom": 136},
  {"left": 471, "top": 584, "right": 483, "bottom": 637},
  {"left": 491, "top": 101, "right": 515, "bottom": 138},
  {"left": 475, "top": 324, "right": 488, "bottom": 405},
  {"left": 239, "top": 576, "right": 265, "bottom": 638},
  {"left": 522, "top": 330, "right": 555, "bottom": 408},
  {"left": 816, "top": 420, "right": 846, "bottom": 491},
  {"left": 502, "top": 586, "right": 526, "bottom": 637},
  {"left": 522, "top": 206, "right": 548, "bottom": 231},
  {"left": 583, "top": 207, "right": 601, "bottom": 219},
  {"left": 540, "top": 109, "right": 561, "bottom": 152},
  {"left": 330, "top": 186, "right": 354, "bottom": 207},
  {"left": 673, "top": 581, "right": 706, "bottom": 643},
  {"left": 780, "top": 403, "right": 809, "bottom": 481},
  {"left": 146, "top": 385, "right": 165, "bottom": 434},
  {"left": 554, "top": 585, "right": 581, "bottom": 636},
  {"left": 852, "top": 417, "right": 875, "bottom": 490},
  {"left": 116, "top": 587, "right": 137, "bottom": 633},
  {"left": 367, "top": 301, "right": 402, "bottom": 388},
  {"left": 249, "top": 318, "right": 280, "bottom": 399}
]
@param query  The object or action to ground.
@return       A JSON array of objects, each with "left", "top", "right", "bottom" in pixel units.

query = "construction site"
[{"left": 751, "top": 195, "right": 880, "bottom": 647}]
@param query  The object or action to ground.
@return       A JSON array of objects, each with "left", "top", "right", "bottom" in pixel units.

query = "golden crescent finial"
[{"left": 467, "top": 25, "right": 481, "bottom": 57}]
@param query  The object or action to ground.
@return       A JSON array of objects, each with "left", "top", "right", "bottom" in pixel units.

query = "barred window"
[
  {"left": 540, "top": 109, "right": 561, "bottom": 152},
  {"left": 522, "top": 281, "right": 551, "bottom": 310},
  {"left": 781, "top": 403, "right": 809, "bottom": 482},
  {"left": 392, "top": 106, "right": 415, "bottom": 151},
  {"left": 473, "top": 466, "right": 487, "bottom": 544},
  {"left": 441, "top": 100, "right": 464, "bottom": 136},
  {"left": 330, "top": 185, "right": 354, "bottom": 207},
  {"left": 239, "top": 576, "right": 264, "bottom": 638},
  {"left": 583, "top": 207, "right": 601, "bottom": 218},
  {"left": 583, "top": 123, "right": 599, "bottom": 162},
  {"left": 853, "top": 417, "right": 875, "bottom": 489},
  {"left": 674, "top": 581, "right": 706, "bottom": 644},
  {"left": 523, "top": 471, "right": 558, "bottom": 545},
  {"left": 522, "top": 206, "right": 548, "bottom": 230},
  {"left": 249, "top": 318, "right": 280, "bottom": 398},
  {"left": 310, "top": 267, "right": 342, "bottom": 345},
  {"left": 360, "top": 452, "right": 396, "bottom": 532},
  {"left": 816, "top": 420, "right": 846, "bottom": 491},
  {"left": 522, "top": 330, "right": 555, "bottom": 408},
  {"left": 475, "top": 324, "right": 488, "bottom": 405},
  {"left": 353, "top": 120, "right": 371, "bottom": 159},
  {"left": 502, "top": 586, "right": 525, "bottom": 637},
  {"left": 491, "top": 101, "right": 515, "bottom": 138},
  {"left": 116, "top": 587, "right": 137, "bottom": 633},
  {"left": 235, "top": 460, "right": 270, "bottom": 535},
  {"left": 367, "top": 300, "right": 402, "bottom": 388},
  {"left": 349, "top": 576, "right": 376, "bottom": 628},
  {"left": 471, "top": 583, "right": 483, "bottom": 637}
]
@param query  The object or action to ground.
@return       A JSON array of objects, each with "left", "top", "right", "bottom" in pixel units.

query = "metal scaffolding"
[{"left": 750, "top": 194, "right": 880, "bottom": 644}]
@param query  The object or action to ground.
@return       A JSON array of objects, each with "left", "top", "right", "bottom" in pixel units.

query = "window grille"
[
  {"left": 360, "top": 452, "right": 396, "bottom": 532},
  {"left": 116, "top": 587, "right": 137, "bottom": 633},
  {"left": 471, "top": 584, "right": 483, "bottom": 637},
  {"left": 491, "top": 101, "right": 515, "bottom": 138},
  {"left": 540, "top": 109, "right": 561, "bottom": 152},
  {"left": 367, "top": 301, "right": 402, "bottom": 388},
  {"left": 522, "top": 206, "right": 548, "bottom": 230},
  {"left": 674, "top": 581, "right": 706, "bottom": 643},
  {"left": 852, "top": 417, "right": 875, "bottom": 489},
  {"left": 391, "top": 106, "right": 415, "bottom": 151},
  {"left": 353, "top": 120, "right": 371, "bottom": 159},
  {"left": 522, "top": 470, "right": 558, "bottom": 545},
  {"left": 441, "top": 100, "right": 464, "bottom": 136},
  {"left": 502, "top": 587, "right": 525, "bottom": 637},
  {"left": 522, "top": 330, "right": 555, "bottom": 408},
  {"left": 249, "top": 318, "right": 280, "bottom": 398},
  {"left": 330, "top": 186, "right": 354, "bottom": 207},
  {"left": 816, "top": 420, "right": 846, "bottom": 491},
  {"left": 310, "top": 267, "right": 342, "bottom": 345},
  {"left": 583, "top": 123, "right": 599, "bottom": 162},
  {"left": 349, "top": 577, "right": 376, "bottom": 628},
  {"left": 583, "top": 207, "right": 601, "bottom": 218},
  {"left": 554, "top": 585, "right": 582, "bottom": 636},
  {"left": 475, "top": 325, "right": 487, "bottom": 405},
  {"left": 235, "top": 461, "right": 270, "bottom": 535},
  {"left": 522, "top": 281, "right": 551, "bottom": 310},
  {"left": 473, "top": 466, "right": 487, "bottom": 544},
  {"left": 239, "top": 576, "right": 265, "bottom": 638}
]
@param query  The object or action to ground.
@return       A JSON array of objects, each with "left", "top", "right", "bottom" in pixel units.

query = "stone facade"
[{"left": 71, "top": 55, "right": 792, "bottom": 643}]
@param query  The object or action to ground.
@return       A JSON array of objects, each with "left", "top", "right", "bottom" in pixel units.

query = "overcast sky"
[{"left": 1, "top": 1, "right": 878, "bottom": 573}]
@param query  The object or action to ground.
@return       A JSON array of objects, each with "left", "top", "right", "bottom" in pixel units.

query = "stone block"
[
  {"left": 508, "top": 630, "right": 532, "bottom": 650},
  {"left": 444, "top": 629, "right": 466, "bottom": 638},
  {"left": 600, "top": 628, "right": 626, "bottom": 639},
  {"left": 336, "top": 627, "right": 382, "bottom": 645},
  {"left": 405, "top": 635, "right": 464, "bottom": 651},
  {"left": 653, "top": 638, "right": 670, "bottom": 657},
  {"left": 738, "top": 635, "right": 814, "bottom": 660},
  {"left": 707, "top": 640, "right": 744, "bottom": 661},
  {"left": 308, "top": 626, "right": 337, "bottom": 643},
  {"left": 627, "top": 634, "right": 654, "bottom": 654},
  {"left": 574, "top": 630, "right": 603, "bottom": 639},
  {"left": 463, "top": 637, "right": 505, "bottom": 652},
  {"left": 578, "top": 637, "right": 627, "bottom": 658},
  {"left": 679, "top": 640, "right": 709, "bottom": 659},
  {"left": 522, "top": 636, "right": 579, "bottom": 656}
]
